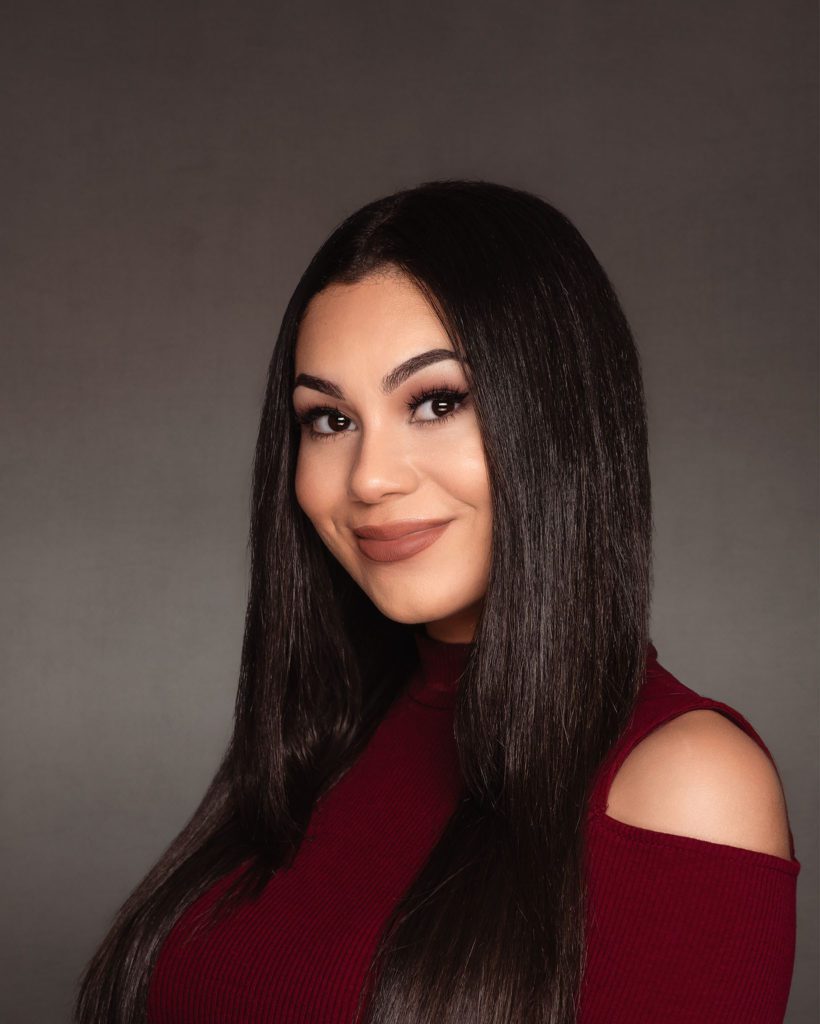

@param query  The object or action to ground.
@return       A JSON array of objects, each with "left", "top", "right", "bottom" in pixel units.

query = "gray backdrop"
[{"left": 2, "top": 1, "right": 817, "bottom": 1021}]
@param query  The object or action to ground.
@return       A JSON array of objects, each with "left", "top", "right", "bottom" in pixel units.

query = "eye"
[
  {"left": 406, "top": 385, "right": 470, "bottom": 425},
  {"left": 294, "top": 385, "right": 470, "bottom": 442}
]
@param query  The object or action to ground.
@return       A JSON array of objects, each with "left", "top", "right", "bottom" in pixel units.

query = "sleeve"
[{"left": 578, "top": 810, "right": 800, "bottom": 1024}]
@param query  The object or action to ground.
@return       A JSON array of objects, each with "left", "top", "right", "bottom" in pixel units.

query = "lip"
[
  {"left": 352, "top": 518, "right": 453, "bottom": 540},
  {"left": 353, "top": 519, "right": 453, "bottom": 563}
]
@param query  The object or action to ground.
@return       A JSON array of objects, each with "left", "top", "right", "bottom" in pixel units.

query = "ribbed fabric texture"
[
  {"left": 147, "top": 634, "right": 800, "bottom": 1023},
  {"left": 579, "top": 651, "right": 800, "bottom": 1022}
]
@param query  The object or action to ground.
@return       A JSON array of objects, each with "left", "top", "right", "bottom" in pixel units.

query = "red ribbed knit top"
[{"left": 147, "top": 632, "right": 800, "bottom": 1023}]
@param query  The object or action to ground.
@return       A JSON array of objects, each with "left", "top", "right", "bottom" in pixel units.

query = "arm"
[{"left": 579, "top": 710, "right": 799, "bottom": 1023}]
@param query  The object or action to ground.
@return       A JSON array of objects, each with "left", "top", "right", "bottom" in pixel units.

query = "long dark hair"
[{"left": 74, "top": 179, "right": 653, "bottom": 1023}]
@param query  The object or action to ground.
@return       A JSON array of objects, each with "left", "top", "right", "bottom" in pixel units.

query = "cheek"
[
  {"left": 294, "top": 455, "right": 348, "bottom": 562},
  {"left": 432, "top": 438, "right": 491, "bottom": 510},
  {"left": 294, "top": 449, "right": 333, "bottom": 523}
]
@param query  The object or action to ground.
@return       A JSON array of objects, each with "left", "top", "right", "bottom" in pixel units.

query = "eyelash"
[{"left": 295, "top": 384, "right": 470, "bottom": 442}]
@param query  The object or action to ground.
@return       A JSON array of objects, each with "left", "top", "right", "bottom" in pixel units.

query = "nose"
[{"left": 347, "top": 420, "right": 417, "bottom": 502}]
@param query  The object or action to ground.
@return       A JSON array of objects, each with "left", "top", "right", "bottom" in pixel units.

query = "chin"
[{"left": 373, "top": 593, "right": 469, "bottom": 628}]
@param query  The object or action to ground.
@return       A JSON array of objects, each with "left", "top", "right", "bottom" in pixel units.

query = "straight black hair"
[{"left": 74, "top": 179, "right": 653, "bottom": 1023}]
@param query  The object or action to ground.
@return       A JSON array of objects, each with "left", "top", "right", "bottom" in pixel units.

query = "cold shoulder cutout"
[
  {"left": 604, "top": 706, "right": 794, "bottom": 859},
  {"left": 586, "top": 648, "right": 799, "bottom": 869},
  {"left": 579, "top": 644, "right": 801, "bottom": 1023}
]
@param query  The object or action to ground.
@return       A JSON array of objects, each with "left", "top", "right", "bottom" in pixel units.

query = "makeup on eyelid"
[{"left": 295, "top": 385, "right": 470, "bottom": 442}]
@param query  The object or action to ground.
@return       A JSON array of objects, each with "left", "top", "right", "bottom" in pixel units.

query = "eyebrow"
[{"left": 292, "top": 348, "right": 467, "bottom": 400}]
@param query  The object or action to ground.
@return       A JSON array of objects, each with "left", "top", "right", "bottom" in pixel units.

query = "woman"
[{"left": 74, "top": 180, "right": 800, "bottom": 1023}]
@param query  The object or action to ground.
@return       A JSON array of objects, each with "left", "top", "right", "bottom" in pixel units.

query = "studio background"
[{"left": 2, "top": 2, "right": 817, "bottom": 1021}]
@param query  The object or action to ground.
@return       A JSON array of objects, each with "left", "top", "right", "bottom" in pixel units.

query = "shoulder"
[{"left": 606, "top": 708, "right": 792, "bottom": 859}]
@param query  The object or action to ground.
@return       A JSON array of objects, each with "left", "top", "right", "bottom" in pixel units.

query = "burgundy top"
[{"left": 147, "top": 633, "right": 800, "bottom": 1023}]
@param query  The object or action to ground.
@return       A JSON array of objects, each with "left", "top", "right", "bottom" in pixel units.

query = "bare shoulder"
[{"left": 606, "top": 709, "right": 793, "bottom": 859}]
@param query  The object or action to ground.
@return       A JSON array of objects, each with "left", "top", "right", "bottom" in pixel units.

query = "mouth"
[{"left": 353, "top": 520, "right": 453, "bottom": 563}]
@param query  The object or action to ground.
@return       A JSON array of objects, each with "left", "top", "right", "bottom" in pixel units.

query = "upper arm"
[{"left": 605, "top": 709, "right": 793, "bottom": 859}]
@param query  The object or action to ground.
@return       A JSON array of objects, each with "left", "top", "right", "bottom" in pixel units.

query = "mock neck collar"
[
  {"left": 406, "top": 629, "right": 473, "bottom": 709},
  {"left": 405, "top": 632, "right": 658, "bottom": 710}
]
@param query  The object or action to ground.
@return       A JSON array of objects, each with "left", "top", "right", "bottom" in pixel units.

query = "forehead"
[{"left": 296, "top": 271, "right": 451, "bottom": 367}]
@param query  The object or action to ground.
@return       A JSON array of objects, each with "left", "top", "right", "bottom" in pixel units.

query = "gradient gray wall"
[{"left": 3, "top": 2, "right": 817, "bottom": 1021}]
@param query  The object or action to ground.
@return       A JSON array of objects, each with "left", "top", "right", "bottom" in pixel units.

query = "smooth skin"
[
  {"left": 293, "top": 268, "right": 491, "bottom": 645},
  {"left": 606, "top": 708, "right": 794, "bottom": 860},
  {"left": 292, "top": 268, "right": 794, "bottom": 863}
]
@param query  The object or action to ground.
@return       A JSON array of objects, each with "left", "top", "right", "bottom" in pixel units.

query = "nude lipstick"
[{"left": 352, "top": 519, "right": 453, "bottom": 563}]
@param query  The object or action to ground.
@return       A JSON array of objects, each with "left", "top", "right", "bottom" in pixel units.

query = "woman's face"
[{"left": 292, "top": 269, "right": 491, "bottom": 643}]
